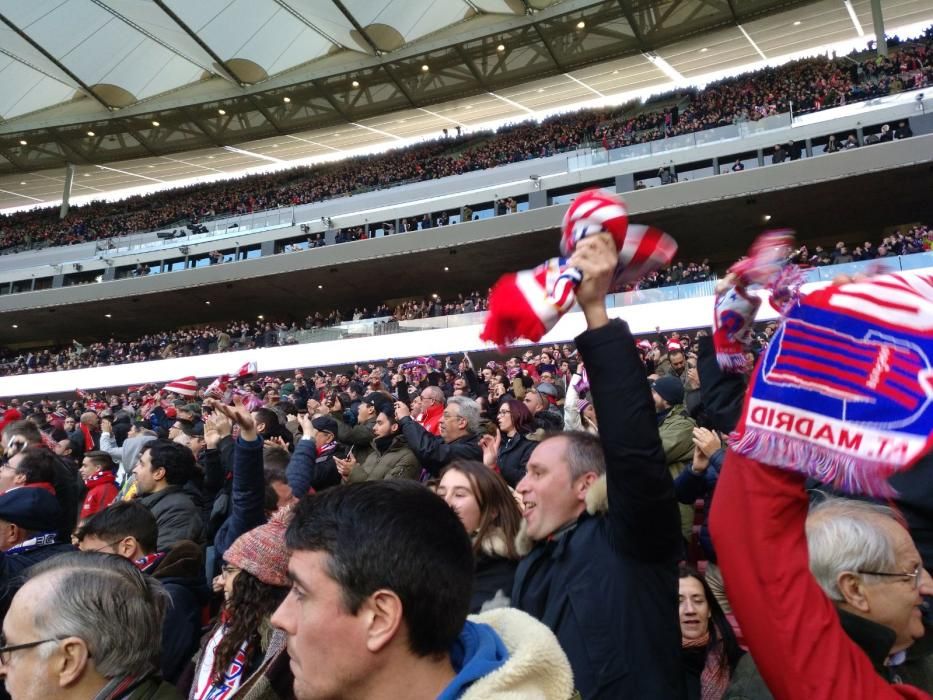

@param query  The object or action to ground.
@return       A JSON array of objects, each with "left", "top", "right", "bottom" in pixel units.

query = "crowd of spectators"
[
  {"left": 1, "top": 30, "right": 929, "bottom": 255},
  {"left": 1, "top": 219, "right": 929, "bottom": 377},
  {"left": 793, "top": 223, "right": 932, "bottom": 266},
  {"left": 0, "top": 235, "right": 927, "bottom": 699}
]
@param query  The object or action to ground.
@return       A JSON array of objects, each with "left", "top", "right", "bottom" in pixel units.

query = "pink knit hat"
[{"left": 224, "top": 505, "right": 294, "bottom": 588}]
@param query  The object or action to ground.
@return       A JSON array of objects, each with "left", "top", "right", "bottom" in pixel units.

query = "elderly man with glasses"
[
  {"left": 723, "top": 497, "right": 933, "bottom": 698},
  {"left": 0, "top": 552, "right": 178, "bottom": 700}
]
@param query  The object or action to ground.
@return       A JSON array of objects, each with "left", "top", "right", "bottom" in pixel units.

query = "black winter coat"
[
  {"left": 398, "top": 418, "right": 482, "bottom": 477},
  {"left": 512, "top": 320, "right": 684, "bottom": 700},
  {"left": 496, "top": 433, "right": 536, "bottom": 487}
]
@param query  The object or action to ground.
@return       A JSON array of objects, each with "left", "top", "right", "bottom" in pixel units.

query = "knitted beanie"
[{"left": 225, "top": 504, "right": 294, "bottom": 588}]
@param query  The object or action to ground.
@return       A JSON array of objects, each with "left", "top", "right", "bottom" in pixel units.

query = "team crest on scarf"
[{"left": 731, "top": 272, "right": 933, "bottom": 495}]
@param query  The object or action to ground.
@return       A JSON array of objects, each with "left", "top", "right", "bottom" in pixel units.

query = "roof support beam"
[
  {"left": 530, "top": 21, "right": 564, "bottom": 71},
  {"left": 246, "top": 96, "right": 284, "bottom": 134},
  {"left": 151, "top": 0, "right": 243, "bottom": 86},
  {"left": 310, "top": 81, "right": 352, "bottom": 121},
  {"left": 618, "top": 0, "right": 649, "bottom": 51},
  {"left": 454, "top": 44, "right": 489, "bottom": 90},
  {"left": 0, "top": 11, "right": 113, "bottom": 111},
  {"left": 328, "top": 0, "right": 418, "bottom": 108}
]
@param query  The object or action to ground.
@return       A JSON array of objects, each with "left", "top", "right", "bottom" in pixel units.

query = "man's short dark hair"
[
  {"left": 252, "top": 407, "right": 279, "bottom": 430},
  {"left": 2, "top": 419, "right": 42, "bottom": 446},
  {"left": 286, "top": 481, "right": 473, "bottom": 657},
  {"left": 142, "top": 440, "right": 194, "bottom": 486},
  {"left": 77, "top": 501, "right": 158, "bottom": 554},
  {"left": 83, "top": 450, "right": 116, "bottom": 473},
  {"left": 13, "top": 446, "right": 57, "bottom": 484}
]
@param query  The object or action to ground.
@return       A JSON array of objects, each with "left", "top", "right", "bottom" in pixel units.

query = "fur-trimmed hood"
[
  {"left": 477, "top": 528, "right": 512, "bottom": 559},
  {"left": 460, "top": 608, "right": 576, "bottom": 700},
  {"left": 513, "top": 474, "right": 608, "bottom": 556}
]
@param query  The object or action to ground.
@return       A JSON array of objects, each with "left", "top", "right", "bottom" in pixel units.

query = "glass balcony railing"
[{"left": 256, "top": 252, "right": 931, "bottom": 348}]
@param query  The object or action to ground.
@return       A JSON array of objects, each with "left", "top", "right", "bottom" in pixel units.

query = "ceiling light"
[
  {"left": 283, "top": 96, "right": 291, "bottom": 103},
  {"left": 352, "top": 80, "right": 360, "bottom": 88},
  {"left": 18, "top": 140, "right": 27, "bottom": 146},
  {"left": 700, "top": 47, "right": 708, "bottom": 53},
  {"left": 465, "top": 104, "right": 473, "bottom": 109},
  {"left": 208, "top": 155, "right": 214, "bottom": 159},
  {"left": 334, "top": 132, "right": 340, "bottom": 137},
  {"left": 432, "top": 293, "right": 439, "bottom": 299},
  {"left": 257, "top": 314, "right": 264, "bottom": 320},
  {"left": 793, "top": 20, "right": 802, "bottom": 26},
  {"left": 317, "top": 284, "right": 323, "bottom": 289},
  {"left": 444, "top": 266, "right": 449, "bottom": 271},
  {"left": 576, "top": 20, "right": 585, "bottom": 29},
  {"left": 87, "top": 131, "right": 95, "bottom": 137},
  {"left": 217, "top": 109, "right": 226, "bottom": 115},
  {"left": 763, "top": 214, "right": 772, "bottom": 221},
  {"left": 612, "top": 69, "right": 619, "bottom": 74},
  {"left": 537, "top": 88, "right": 545, "bottom": 93},
  {"left": 151, "top": 120, "right": 160, "bottom": 127},
  {"left": 205, "top": 301, "right": 211, "bottom": 305},
  {"left": 272, "top": 144, "right": 278, "bottom": 148},
  {"left": 148, "top": 165, "right": 155, "bottom": 168},
  {"left": 497, "top": 44, "right": 505, "bottom": 52},
  {"left": 11, "top": 324, "right": 17, "bottom": 329},
  {"left": 19, "top": 181, "right": 25, "bottom": 185},
  {"left": 83, "top": 173, "right": 90, "bottom": 177},
  {"left": 105, "top": 314, "right": 112, "bottom": 318},
  {"left": 421, "top": 64, "right": 430, "bottom": 72}
]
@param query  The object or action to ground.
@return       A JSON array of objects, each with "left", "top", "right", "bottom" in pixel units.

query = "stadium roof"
[{"left": 0, "top": 0, "right": 930, "bottom": 207}]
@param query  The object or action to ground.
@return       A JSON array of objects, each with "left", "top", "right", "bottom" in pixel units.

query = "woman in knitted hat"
[
  {"left": 185, "top": 505, "right": 294, "bottom": 700},
  {"left": 181, "top": 395, "right": 295, "bottom": 700}
]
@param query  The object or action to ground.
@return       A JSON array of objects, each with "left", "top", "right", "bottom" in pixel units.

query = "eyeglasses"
[
  {"left": 497, "top": 410, "right": 511, "bottom": 416},
  {"left": 857, "top": 563, "right": 923, "bottom": 590},
  {"left": 86, "top": 539, "right": 122, "bottom": 553},
  {"left": 0, "top": 637, "right": 61, "bottom": 665}
]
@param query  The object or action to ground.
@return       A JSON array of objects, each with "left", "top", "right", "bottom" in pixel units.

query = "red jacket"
[
  {"left": 709, "top": 452, "right": 930, "bottom": 700},
  {"left": 417, "top": 402, "right": 444, "bottom": 436},
  {"left": 81, "top": 471, "right": 118, "bottom": 520}
]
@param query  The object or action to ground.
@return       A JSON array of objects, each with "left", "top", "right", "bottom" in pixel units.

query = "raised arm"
[
  {"left": 710, "top": 453, "right": 927, "bottom": 700},
  {"left": 570, "top": 233, "right": 681, "bottom": 563}
]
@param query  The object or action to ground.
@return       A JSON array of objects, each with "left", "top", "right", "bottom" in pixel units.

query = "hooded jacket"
[
  {"left": 81, "top": 470, "right": 119, "bottom": 520},
  {"left": 347, "top": 435, "right": 420, "bottom": 482},
  {"left": 471, "top": 528, "right": 518, "bottom": 615},
  {"left": 440, "top": 607, "right": 575, "bottom": 700}
]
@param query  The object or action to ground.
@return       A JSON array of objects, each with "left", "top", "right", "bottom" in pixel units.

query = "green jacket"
[
  {"left": 658, "top": 403, "right": 696, "bottom": 540},
  {"left": 336, "top": 416, "right": 376, "bottom": 464},
  {"left": 348, "top": 435, "right": 420, "bottom": 482}
]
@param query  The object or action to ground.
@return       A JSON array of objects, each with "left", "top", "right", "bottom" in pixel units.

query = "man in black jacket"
[
  {"left": 512, "top": 232, "right": 684, "bottom": 699},
  {"left": 394, "top": 396, "right": 483, "bottom": 477},
  {"left": 76, "top": 501, "right": 208, "bottom": 683}
]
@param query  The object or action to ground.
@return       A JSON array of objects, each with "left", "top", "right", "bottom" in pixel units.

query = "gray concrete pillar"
[
  {"left": 261, "top": 240, "right": 276, "bottom": 257},
  {"left": 528, "top": 190, "right": 548, "bottom": 208},
  {"left": 60, "top": 164, "right": 75, "bottom": 219},
  {"left": 614, "top": 173, "right": 636, "bottom": 193},
  {"left": 870, "top": 0, "right": 887, "bottom": 57}
]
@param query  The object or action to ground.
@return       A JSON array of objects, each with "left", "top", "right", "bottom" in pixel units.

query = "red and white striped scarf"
[{"left": 481, "top": 190, "right": 676, "bottom": 346}]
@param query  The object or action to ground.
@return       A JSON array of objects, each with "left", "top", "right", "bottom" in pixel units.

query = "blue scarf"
[
  {"left": 436, "top": 621, "right": 509, "bottom": 700},
  {"left": 731, "top": 272, "right": 933, "bottom": 496}
]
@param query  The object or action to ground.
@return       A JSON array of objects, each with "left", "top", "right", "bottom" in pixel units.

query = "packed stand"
[
  {"left": 0, "top": 31, "right": 930, "bottom": 254},
  {"left": 0, "top": 215, "right": 931, "bottom": 700}
]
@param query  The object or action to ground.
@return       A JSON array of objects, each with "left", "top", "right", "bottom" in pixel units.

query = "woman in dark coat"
[
  {"left": 680, "top": 564, "right": 744, "bottom": 700},
  {"left": 436, "top": 460, "right": 523, "bottom": 613},
  {"left": 491, "top": 398, "right": 537, "bottom": 487}
]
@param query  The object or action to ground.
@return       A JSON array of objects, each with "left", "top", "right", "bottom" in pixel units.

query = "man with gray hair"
[
  {"left": 394, "top": 396, "right": 482, "bottom": 477},
  {"left": 725, "top": 496, "right": 933, "bottom": 696},
  {"left": 0, "top": 552, "right": 179, "bottom": 699}
]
